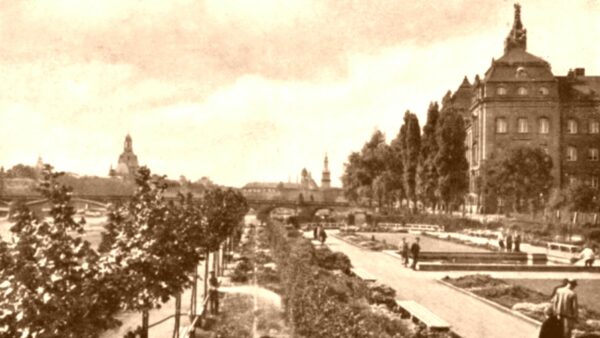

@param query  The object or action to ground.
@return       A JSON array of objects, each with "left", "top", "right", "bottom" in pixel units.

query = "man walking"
[
  {"left": 400, "top": 238, "right": 409, "bottom": 267},
  {"left": 552, "top": 278, "right": 579, "bottom": 338},
  {"left": 410, "top": 237, "right": 421, "bottom": 270},
  {"left": 506, "top": 233, "right": 513, "bottom": 252},
  {"left": 514, "top": 232, "right": 521, "bottom": 252}
]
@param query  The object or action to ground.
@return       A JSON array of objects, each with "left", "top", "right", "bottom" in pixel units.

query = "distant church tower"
[
  {"left": 110, "top": 134, "right": 139, "bottom": 178},
  {"left": 321, "top": 154, "right": 331, "bottom": 189}
]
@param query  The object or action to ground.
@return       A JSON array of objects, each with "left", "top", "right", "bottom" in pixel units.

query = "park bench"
[
  {"left": 395, "top": 300, "right": 450, "bottom": 332},
  {"left": 351, "top": 267, "right": 377, "bottom": 282},
  {"left": 547, "top": 242, "right": 582, "bottom": 254}
]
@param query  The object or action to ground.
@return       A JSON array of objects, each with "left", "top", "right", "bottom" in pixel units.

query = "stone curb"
[{"left": 435, "top": 279, "right": 542, "bottom": 327}]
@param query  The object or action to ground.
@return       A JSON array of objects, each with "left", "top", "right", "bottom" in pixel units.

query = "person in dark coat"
[
  {"left": 319, "top": 226, "right": 327, "bottom": 244},
  {"left": 313, "top": 225, "right": 318, "bottom": 239},
  {"left": 400, "top": 238, "right": 410, "bottom": 267},
  {"left": 514, "top": 232, "right": 522, "bottom": 252},
  {"left": 410, "top": 237, "right": 421, "bottom": 270},
  {"left": 506, "top": 233, "right": 513, "bottom": 252}
]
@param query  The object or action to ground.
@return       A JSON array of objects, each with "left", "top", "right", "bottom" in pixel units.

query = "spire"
[
  {"left": 504, "top": 3, "right": 527, "bottom": 53},
  {"left": 321, "top": 154, "right": 331, "bottom": 189},
  {"left": 124, "top": 134, "right": 133, "bottom": 152}
]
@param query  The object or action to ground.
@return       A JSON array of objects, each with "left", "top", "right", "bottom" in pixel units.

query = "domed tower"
[
  {"left": 321, "top": 154, "right": 331, "bottom": 189},
  {"left": 113, "top": 134, "right": 139, "bottom": 178}
]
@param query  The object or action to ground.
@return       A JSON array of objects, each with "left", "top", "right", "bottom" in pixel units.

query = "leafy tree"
[
  {"left": 0, "top": 165, "right": 120, "bottom": 338},
  {"left": 400, "top": 111, "right": 421, "bottom": 210},
  {"left": 342, "top": 131, "right": 388, "bottom": 206},
  {"left": 565, "top": 181, "right": 598, "bottom": 213},
  {"left": 5, "top": 164, "right": 39, "bottom": 179},
  {"left": 482, "top": 146, "right": 553, "bottom": 213},
  {"left": 417, "top": 102, "right": 440, "bottom": 209},
  {"left": 435, "top": 108, "right": 468, "bottom": 211},
  {"left": 99, "top": 167, "right": 199, "bottom": 338}
]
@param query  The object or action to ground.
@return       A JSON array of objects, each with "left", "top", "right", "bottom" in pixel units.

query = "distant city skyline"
[{"left": 0, "top": 1, "right": 599, "bottom": 187}]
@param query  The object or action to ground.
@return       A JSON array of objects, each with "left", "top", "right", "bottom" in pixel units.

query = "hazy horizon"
[{"left": 1, "top": 0, "right": 599, "bottom": 187}]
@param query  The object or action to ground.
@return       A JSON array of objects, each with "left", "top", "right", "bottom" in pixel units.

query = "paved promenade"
[{"left": 318, "top": 232, "right": 541, "bottom": 338}]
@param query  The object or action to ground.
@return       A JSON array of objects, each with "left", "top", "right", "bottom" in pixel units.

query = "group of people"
[
  {"left": 497, "top": 231, "right": 522, "bottom": 252},
  {"left": 313, "top": 224, "right": 327, "bottom": 244},
  {"left": 539, "top": 278, "right": 579, "bottom": 338},
  {"left": 399, "top": 237, "right": 421, "bottom": 270}
]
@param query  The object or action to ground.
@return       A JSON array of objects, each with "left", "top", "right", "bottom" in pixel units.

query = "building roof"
[
  {"left": 243, "top": 182, "right": 303, "bottom": 190},
  {"left": 558, "top": 75, "right": 600, "bottom": 101},
  {"left": 484, "top": 49, "right": 554, "bottom": 83}
]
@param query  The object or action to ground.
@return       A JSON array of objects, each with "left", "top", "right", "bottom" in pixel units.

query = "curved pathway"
[{"left": 319, "top": 232, "right": 540, "bottom": 338}]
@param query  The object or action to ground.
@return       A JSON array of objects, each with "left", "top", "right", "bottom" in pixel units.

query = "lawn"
[
  {"left": 505, "top": 279, "right": 600, "bottom": 313},
  {"left": 362, "top": 232, "right": 490, "bottom": 253}
]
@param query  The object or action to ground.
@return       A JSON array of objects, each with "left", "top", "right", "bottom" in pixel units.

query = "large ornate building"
[
  {"left": 241, "top": 155, "right": 344, "bottom": 203},
  {"left": 444, "top": 4, "right": 600, "bottom": 211},
  {"left": 109, "top": 134, "right": 140, "bottom": 179}
]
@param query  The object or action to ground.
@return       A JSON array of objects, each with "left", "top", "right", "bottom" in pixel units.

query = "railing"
[
  {"left": 547, "top": 242, "right": 582, "bottom": 254},
  {"left": 378, "top": 223, "right": 444, "bottom": 232},
  {"left": 146, "top": 294, "right": 210, "bottom": 338}
]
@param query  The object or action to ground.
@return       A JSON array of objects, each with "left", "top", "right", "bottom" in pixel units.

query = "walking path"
[{"left": 318, "top": 232, "right": 541, "bottom": 338}]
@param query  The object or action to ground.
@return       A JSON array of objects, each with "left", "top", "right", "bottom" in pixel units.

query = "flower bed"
[
  {"left": 443, "top": 274, "right": 600, "bottom": 335},
  {"left": 337, "top": 231, "right": 398, "bottom": 251},
  {"left": 266, "top": 221, "right": 424, "bottom": 337}
]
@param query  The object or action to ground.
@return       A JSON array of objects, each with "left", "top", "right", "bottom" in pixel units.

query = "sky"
[{"left": 0, "top": 0, "right": 599, "bottom": 187}]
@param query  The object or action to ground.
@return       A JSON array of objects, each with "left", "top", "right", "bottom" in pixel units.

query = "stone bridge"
[{"left": 245, "top": 198, "right": 357, "bottom": 220}]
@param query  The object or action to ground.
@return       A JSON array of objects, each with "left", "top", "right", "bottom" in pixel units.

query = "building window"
[
  {"left": 590, "top": 120, "right": 600, "bottom": 134},
  {"left": 517, "top": 87, "right": 528, "bottom": 95},
  {"left": 496, "top": 118, "right": 508, "bottom": 133},
  {"left": 568, "top": 175, "right": 577, "bottom": 185},
  {"left": 539, "top": 87, "right": 549, "bottom": 95},
  {"left": 592, "top": 176, "right": 599, "bottom": 189},
  {"left": 539, "top": 118, "right": 550, "bottom": 134},
  {"left": 517, "top": 118, "right": 529, "bottom": 133},
  {"left": 566, "top": 146, "right": 577, "bottom": 161},
  {"left": 589, "top": 148, "right": 599, "bottom": 161},
  {"left": 497, "top": 87, "right": 507, "bottom": 96},
  {"left": 567, "top": 119, "right": 578, "bottom": 134}
]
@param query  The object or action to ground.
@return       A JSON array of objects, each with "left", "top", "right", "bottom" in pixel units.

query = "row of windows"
[
  {"left": 496, "top": 118, "right": 600, "bottom": 134},
  {"left": 566, "top": 147, "right": 599, "bottom": 162},
  {"left": 496, "top": 86, "right": 549, "bottom": 96},
  {"left": 566, "top": 175, "right": 599, "bottom": 188}
]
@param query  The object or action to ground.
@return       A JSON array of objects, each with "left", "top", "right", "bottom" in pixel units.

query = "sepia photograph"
[{"left": 0, "top": 1, "right": 600, "bottom": 337}]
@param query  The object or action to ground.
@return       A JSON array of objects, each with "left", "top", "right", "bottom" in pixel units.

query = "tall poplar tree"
[
  {"left": 417, "top": 102, "right": 440, "bottom": 210},
  {"left": 435, "top": 108, "right": 468, "bottom": 211},
  {"left": 401, "top": 111, "right": 421, "bottom": 211}
]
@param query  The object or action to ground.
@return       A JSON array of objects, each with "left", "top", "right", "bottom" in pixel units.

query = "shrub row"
[{"left": 265, "top": 222, "right": 411, "bottom": 338}]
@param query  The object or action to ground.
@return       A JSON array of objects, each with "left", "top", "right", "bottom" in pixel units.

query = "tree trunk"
[
  {"left": 190, "top": 264, "right": 197, "bottom": 318},
  {"left": 141, "top": 309, "right": 149, "bottom": 338},
  {"left": 173, "top": 293, "right": 181, "bottom": 338},
  {"left": 203, "top": 248, "right": 210, "bottom": 302}
]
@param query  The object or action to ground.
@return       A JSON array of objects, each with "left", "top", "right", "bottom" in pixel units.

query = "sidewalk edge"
[{"left": 436, "top": 279, "right": 542, "bottom": 327}]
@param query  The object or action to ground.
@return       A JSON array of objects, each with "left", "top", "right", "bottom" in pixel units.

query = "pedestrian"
[
  {"left": 579, "top": 246, "right": 596, "bottom": 268},
  {"left": 313, "top": 224, "right": 318, "bottom": 239},
  {"left": 506, "top": 233, "right": 513, "bottom": 252},
  {"left": 209, "top": 271, "right": 220, "bottom": 314},
  {"left": 319, "top": 226, "right": 327, "bottom": 244},
  {"left": 400, "top": 238, "right": 410, "bottom": 267},
  {"left": 498, "top": 232, "right": 505, "bottom": 251},
  {"left": 410, "top": 237, "right": 421, "bottom": 270},
  {"left": 551, "top": 278, "right": 579, "bottom": 338},
  {"left": 514, "top": 232, "right": 521, "bottom": 253},
  {"left": 540, "top": 279, "right": 567, "bottom": 338}
]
